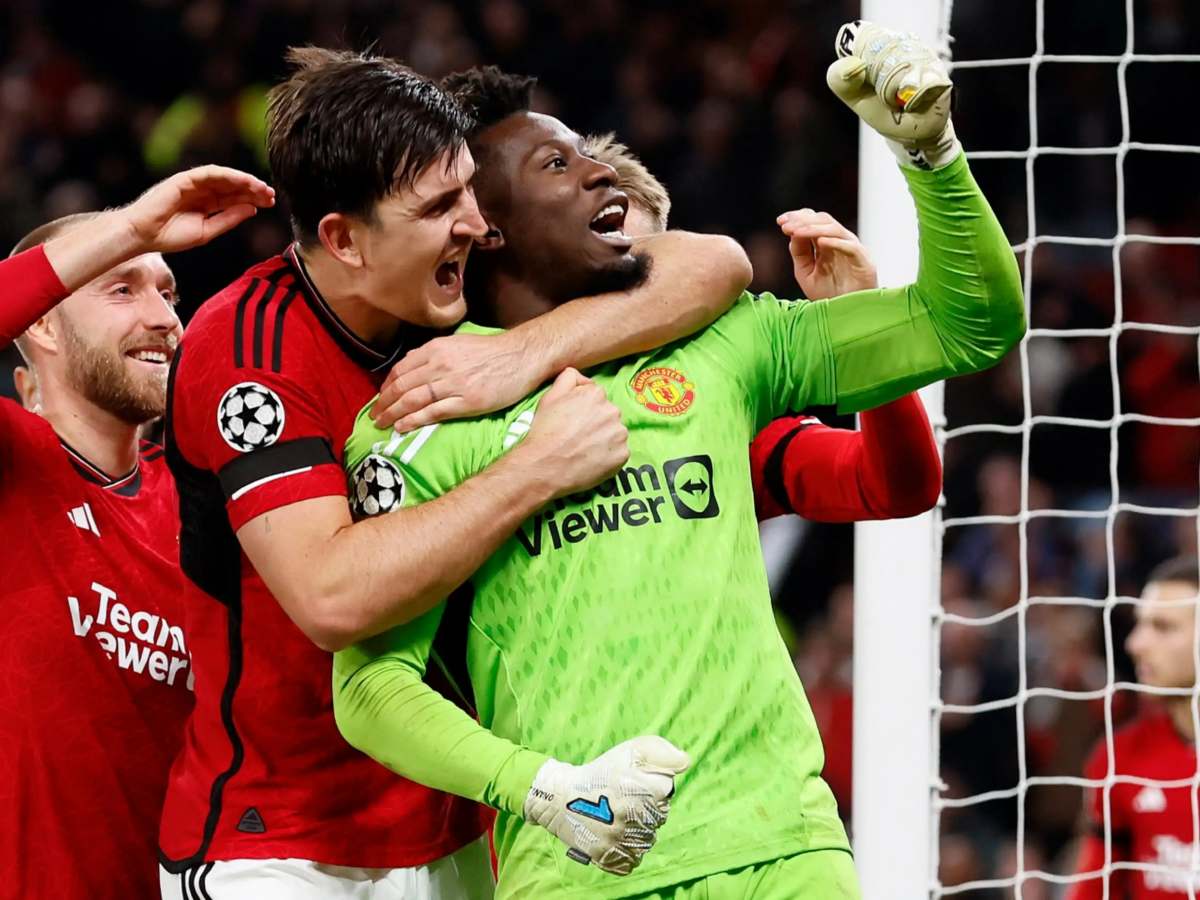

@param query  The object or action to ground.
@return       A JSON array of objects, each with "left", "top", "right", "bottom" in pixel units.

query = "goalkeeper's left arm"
[
  {"left": 333, "top": 607, "right": 690, "bottom": 876},
  {"left": 793, "top": 20, "right": 1026, "bottom": 414}
]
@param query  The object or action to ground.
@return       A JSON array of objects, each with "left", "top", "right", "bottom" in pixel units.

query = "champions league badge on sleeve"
[{"left": 217, "top": 382, "right": 286, "bottom": 452}]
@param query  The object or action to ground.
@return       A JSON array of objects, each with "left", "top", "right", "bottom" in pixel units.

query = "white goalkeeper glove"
[
  {"left": 523, "top": 735, "right": 691, "bottom": 876},
  {"left": 828, "top": 20, "right": 961, "bottom": 170}
]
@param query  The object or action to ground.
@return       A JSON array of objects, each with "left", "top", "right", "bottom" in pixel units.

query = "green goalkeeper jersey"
[{"left": 334, "top": 154, "right": 1024, "bottom": 898}]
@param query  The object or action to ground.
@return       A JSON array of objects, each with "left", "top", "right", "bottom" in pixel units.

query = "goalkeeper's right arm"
[{"left": 332, "top": 613, "right": 689, "bottom": 876}]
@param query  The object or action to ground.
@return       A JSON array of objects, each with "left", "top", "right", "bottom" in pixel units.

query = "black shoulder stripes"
[{"left": 232, "top": 265, "right": 297, "bottom": 373}]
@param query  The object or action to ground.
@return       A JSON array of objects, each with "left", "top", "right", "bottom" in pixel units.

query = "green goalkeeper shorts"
[{"left": 628, "top": 849, "right": 859, "bottom": 900}]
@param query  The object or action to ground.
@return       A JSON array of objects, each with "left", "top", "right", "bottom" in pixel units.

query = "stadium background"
[{"left": 2, "top": 0, "right": 1198, "bottom": 893}]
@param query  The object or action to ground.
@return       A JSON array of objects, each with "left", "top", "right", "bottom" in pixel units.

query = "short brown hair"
[
  {"left": 267, "top": 47, "right": 472, "bottom": 244},
  {"left": 1148, "top": 556, "right": 1200, "bottom": 591},
  {"left": 582, "top": 133, "right": 671, "bottom": 233},
  {"left": 10, "top": 211, "right": 103, "bottom": 258},
  {"left": 9, "top": 211, "right": 103, "bottom": 364}
]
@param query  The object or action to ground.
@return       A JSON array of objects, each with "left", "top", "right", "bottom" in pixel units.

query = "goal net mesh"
[{"left": 929, "top": 0, "right": 1200, "bottom": 896}]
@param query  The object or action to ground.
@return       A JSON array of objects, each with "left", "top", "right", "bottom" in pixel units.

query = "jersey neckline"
[
  {"left": 283, "top": 244, "right": 428, "bottom": 374},
  {"left": 58, "top": 436, "right": 144, "bottom": 497}
]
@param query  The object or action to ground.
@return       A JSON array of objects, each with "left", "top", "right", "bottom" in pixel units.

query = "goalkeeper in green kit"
[{"left": 334, "top": 22, "right": 1023, "bottom": 899}]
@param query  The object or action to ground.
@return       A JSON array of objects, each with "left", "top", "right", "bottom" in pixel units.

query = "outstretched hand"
[
  {"left": 120, "top": 165, "right": 276, "bottom": 254},
  {"left": 776, "top": 209, "right": 878, "bottom": 299}
]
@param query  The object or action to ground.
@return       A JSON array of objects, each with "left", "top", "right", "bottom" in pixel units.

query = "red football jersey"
[
  {"left": 159, "top": 246, "right": 487, "bottom": 872},
  {"left": 0, "top": 399, "right": 192, "bottom": 898},
  {"left": 1072, "top": 710, "right": 1200, "bottom": 898}
]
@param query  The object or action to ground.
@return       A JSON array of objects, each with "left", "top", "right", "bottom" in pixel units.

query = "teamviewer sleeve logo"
[{"left": 663, "top": 455, "right": 719, "bottom": 519}]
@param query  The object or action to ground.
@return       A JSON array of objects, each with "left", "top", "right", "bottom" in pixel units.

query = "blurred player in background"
[
  {"left": 160, "top": 47, "right": 745, "bottom": 898},
  {"left": 1068, "top": 556, "right": 1200, "bottom": 900},
  {"left": 0, "top": 166, "right": 273, "bottom": 897},
  {"left": 582, "top": 132, "right": 943, "bottom": 524},
  {"left": 334, "top": 21, "right": 1022, "bottom": 898}
]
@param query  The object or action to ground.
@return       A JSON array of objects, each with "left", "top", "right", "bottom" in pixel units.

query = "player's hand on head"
[
  {"left": 776, "top": 209, "right": 878, "bottom": 299},
  {"left": 371, "top": 331, "right": 541, "bottom": 432},
  {"left": 514, "top": 367, "right": 629, "bottom": 498},
  {"left": 524, "top": 735, "right": 691, "bottom": 875},
  {"left": 120, "top": 165, "right": 276, "bottom": 254},
  {"left": 828, "top": 20, "right": 961, "bottom": 170}
]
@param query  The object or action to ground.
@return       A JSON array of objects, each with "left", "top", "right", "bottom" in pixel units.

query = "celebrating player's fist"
[
  {"left": 517, "top": 367, "right": 630, "bottom": 498},
  {"left": 828, "top": 20, "right": 961, "bottom": 170},
  {"left": 524, "top": 735, "right": 691, "bottom": 875}
]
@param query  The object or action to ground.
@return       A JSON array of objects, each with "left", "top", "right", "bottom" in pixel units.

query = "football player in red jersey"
[
  {"left": 1068, "top": 556, "right": 1200, "bottom": 899},
  {"left": 160, "top": 48, "right": 747, "bottom": 898},
  {"left": 0, "top": 165, "right": 273, "bottom": 899},
  {"left": 583, "top": 132, "right": 942, "bottom": 526}
]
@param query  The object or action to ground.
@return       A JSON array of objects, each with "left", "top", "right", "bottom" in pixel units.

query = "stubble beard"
[{"left": 58, "top": 313, "right": 167, "bottom": 425}]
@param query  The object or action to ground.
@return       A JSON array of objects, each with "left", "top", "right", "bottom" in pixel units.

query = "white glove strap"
[
  {"left": 523, "top": 758, "right": 571, "bottom": 826},
  {"left": 886, "top": 119, "right": 962, "bottom": 171}
]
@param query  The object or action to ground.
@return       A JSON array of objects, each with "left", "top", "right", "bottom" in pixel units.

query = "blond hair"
[{"left": 583, "top": 133, "right": 670, "bottom": 233}]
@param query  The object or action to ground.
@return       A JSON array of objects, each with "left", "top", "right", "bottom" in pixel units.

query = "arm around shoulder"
[{"left": 515, "top": 229, "right": 752, "bottom": 377}]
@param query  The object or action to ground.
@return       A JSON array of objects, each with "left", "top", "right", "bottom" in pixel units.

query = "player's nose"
[{"left": 581, "top": 157, "right": 617, "bottom": 191}]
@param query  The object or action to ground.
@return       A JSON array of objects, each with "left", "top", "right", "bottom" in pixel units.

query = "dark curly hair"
[{"left": 441, "top": 66, "right": 537, "bottom": 137}]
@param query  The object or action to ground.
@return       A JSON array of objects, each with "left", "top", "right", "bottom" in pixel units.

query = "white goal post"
[
  {"left": 851, "top": 1, "right": 945, "bottom": 897},
  {"left": 852, "top": 1, "right": 1200, "bottom": 897}
]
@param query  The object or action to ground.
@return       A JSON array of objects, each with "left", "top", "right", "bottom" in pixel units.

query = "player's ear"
[
  {"left": 22, "top": 313, "right": 59, "bottom": 357},
  {"left": 12, "top": 365, "right": 39, "bottom": 412},
  {"left": 475, "top": 222, "right": 505, "bottom": 252},
  {"left": 316, "top": 212, "right": 365, "bottom": 269}
]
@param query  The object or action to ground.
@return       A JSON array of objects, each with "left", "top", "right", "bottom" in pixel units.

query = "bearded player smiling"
[{"left": 0, "top": 164, "right": 273, "bottom": 898}]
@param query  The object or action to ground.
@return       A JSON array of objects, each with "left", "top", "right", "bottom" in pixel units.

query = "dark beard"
[
  {"left": 567, "top": 251, "right": 652, "bottom": 302},
  {"left": 59, "top": 314, "right": 166, "bottom": 425}
]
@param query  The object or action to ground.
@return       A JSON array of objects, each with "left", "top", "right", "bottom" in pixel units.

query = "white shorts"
[{"left": 159, "top": 836, "right": 494, "bottom": 900}]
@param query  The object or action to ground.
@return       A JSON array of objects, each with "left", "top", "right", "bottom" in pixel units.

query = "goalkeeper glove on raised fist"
[
  {"left": 524, "top": 735, "right": 691, "bottom": 876},
  {"left": 828, "top": 20, "right": 962, "bottom": 170}
]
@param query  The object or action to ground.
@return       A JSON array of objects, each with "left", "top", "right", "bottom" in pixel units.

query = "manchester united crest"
[{"left": 631, "top": 367, "right": 695, "bottom": 416}]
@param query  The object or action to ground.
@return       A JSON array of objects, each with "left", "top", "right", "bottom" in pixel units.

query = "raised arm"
[
  {"left": 752, "top": 209, "right": 941, "bottom": 522},
  {"left": 755, "top": 22, "right": 1023, "bottom": 417},
  {"left": 1, "top": 165, "right": 273, "bottom": 350},
  {"left": 371, "top": 230, "right": 751, "bottom": 430},
  {"left": 752, "top": 396, "right": 941, "bottom": 522}
]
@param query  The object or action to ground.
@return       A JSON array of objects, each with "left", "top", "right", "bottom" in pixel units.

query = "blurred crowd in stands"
[{"left": 2, "top": 0, "right": 1198, "bottom": 894}]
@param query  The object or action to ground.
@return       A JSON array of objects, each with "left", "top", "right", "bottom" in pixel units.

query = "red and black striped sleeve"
[
  {"left": 749, "top": 393, "right": 942, "bottom": 523},
  {"left": 169, "top": 270, "right": 344, "bottom": 533}
]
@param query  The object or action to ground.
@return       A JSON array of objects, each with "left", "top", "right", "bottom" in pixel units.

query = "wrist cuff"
[{"left": 887, "top": 121, "right": 962, "bottom": 171}]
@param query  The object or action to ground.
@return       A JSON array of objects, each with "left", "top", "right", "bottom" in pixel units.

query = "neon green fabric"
[
  {"left": 332, "top": 153, "right": 1022, "bottom": 898},
  {"left": 627, "top": 849, "right": 859, "bottom": 900}
]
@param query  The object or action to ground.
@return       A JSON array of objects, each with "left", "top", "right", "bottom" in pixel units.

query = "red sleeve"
[
  {"left": 0, "top": 246, "right": 69, "bottom": 349},
  {"left": 1065, "top": 740, "right": 1130, "bottom": 900},
  {"left": 750, "top": 393, "right": 941, "bottom": 522},
  {"left": 1064, "top": 834, "right": 1128, "bottom": 900},
  {"left": 172, "top": 314, "right": 348, "bottom": 532}
]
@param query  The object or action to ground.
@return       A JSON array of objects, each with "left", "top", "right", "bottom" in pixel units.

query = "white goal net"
[{"left": 853, "top": 0, "right": 1200, "bottom": 897}]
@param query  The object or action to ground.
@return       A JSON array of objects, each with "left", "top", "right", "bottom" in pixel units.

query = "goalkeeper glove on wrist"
[
  {"left": 828, "top": 20, "right": 961, "bottom": 171},
  {"left": 523, "top": 735, "right": 691, "bottom": 876}
]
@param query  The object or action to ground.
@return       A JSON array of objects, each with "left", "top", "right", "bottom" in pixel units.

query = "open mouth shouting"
[
  {"left": 434, "top": 253, "right": 467, "bottom": 297},
  {"left": 589, "top": 193, "right": 632, "bottom": 250}
]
